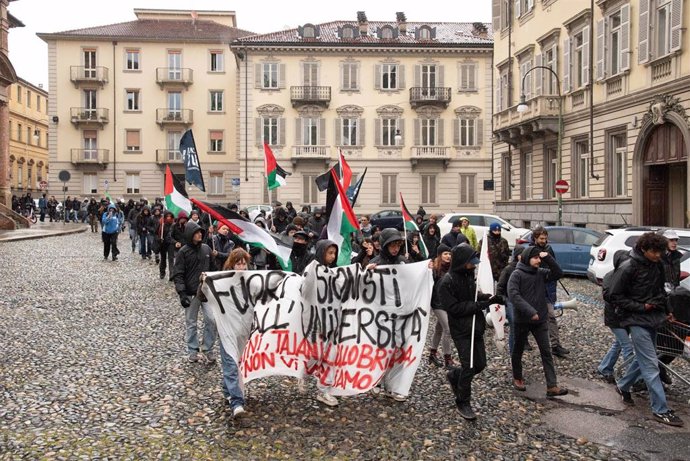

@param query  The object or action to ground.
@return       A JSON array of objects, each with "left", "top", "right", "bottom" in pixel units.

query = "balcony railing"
[
  {"left": 156, "top": 109, "right": 193, "bottom": 127},
  {"left": 156, "top": 68, "right": 194, "bottom": 86},
  {"left": 290, "top": 86, "right": 331, "bottom": 108},
  {"left": 71, "top": 148, "right": 109, "bottom": 165},
  {"left": 410, "top": 146, "right": 450, "bottom": 169},
  {"left": 70, "top": 66, "right": 109, "bottom": 86},
  {"left": 156, "top": 149, "right": 183, "bottom": 164},
  {"left": 291, "top": 145, "right": 331, "bottom": 165},
  {"left": 70, "top": 107, "right": 109, "bottom": 126},
  {"left": 493, "top": 95, "right": 561, "bottom": 145},
  {"left": 409, "top": 87, "right": 452, "bottom": 108}
]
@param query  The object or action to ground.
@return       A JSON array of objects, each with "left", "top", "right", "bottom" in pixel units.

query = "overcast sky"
[{"left": 9, "top": 0, "right": 491, "bottom": 90}]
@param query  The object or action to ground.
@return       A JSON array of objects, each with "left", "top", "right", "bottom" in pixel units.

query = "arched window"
[
  {"left": 380, "top": 26, "right": 394, "bottom": 39},
  {"left": 303, "top": 25, "right": 315, "bottom": 38}
]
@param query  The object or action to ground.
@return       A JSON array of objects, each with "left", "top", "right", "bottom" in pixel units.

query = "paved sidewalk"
[{"left": 0, "top": 222, "right": 88, "bottom": 242}]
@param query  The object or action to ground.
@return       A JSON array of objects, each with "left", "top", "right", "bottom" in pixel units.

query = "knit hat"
[
  {"left": 512, "top": 244, "right": 525, "bottom": 258},
  {"left": 489, "top": 222, "right": 501, "bottom": 233},
  {"left": 293, "top": 216, "right": 306, "bottom": 227},
  {"left": 521, "top": 246, "right": 542, "bottom": 262},
  {"left": 437, "top": 243, "right": 452, "bottom": 255}
]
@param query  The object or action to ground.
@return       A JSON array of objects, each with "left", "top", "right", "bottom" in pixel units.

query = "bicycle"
[{"left": 21, "top": 205, "right": 37, "bottom": 224}]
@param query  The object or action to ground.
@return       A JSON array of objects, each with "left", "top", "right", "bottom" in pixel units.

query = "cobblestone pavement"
[{"left": 1, "top": 231, "right": 688, "bottom": 460}]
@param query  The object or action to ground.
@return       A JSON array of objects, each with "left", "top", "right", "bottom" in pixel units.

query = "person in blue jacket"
[{"left": 101, "top": 203, "right": 122, "bottom": 261}]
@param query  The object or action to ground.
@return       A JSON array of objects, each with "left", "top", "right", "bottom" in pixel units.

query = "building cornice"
[
  {"left": 536, "top": 28, "right": 561, "bottom": 46},
  {"left": 15, "top": 77, "right": 48, "bottom": 96},
  {"left": 230, "top": 42, "right": 492, "bottom": 55},
  {"left": 563, "top": 9, "right": 591, "bottom": 32},
  {"left": 514, "top": 44, "right": 535, "bottom": 59},
  {"left": 36, "top": 33, "right": 232, "bottom": 45}
]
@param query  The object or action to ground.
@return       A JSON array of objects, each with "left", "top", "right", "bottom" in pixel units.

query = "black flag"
[
  {"left": 346, "top": 168, "right": 367, "bottom": 206},
  {"left": 180, "top": 130, "right": 205, "bottom": 192},
  {"left": 315, "top": 163, "right": 342, "bottom": 192}
]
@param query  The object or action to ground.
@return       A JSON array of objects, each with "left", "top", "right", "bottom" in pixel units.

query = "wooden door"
[{"left": 644, "top": 165, "right": 668, "bottom": 226}]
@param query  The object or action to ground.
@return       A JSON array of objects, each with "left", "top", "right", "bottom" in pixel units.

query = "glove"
[
  {"left": 477, "top": 292, "right": 492, "bottom": 302},
  {"left": 179, "top": 294, "right": 191, "bottom": 308},
  {"left": 488, "top": 295, "right": 504, "bottom": 305}
]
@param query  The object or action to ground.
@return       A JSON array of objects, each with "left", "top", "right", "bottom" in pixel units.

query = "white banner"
[{"left": 202, "top": 261, "right": 433, "bottom": 396}]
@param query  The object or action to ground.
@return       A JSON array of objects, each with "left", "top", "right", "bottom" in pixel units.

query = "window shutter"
[
  {"left": 596, "top": 19, "right": 606, "bottom": 80},
  {"left": 398, "top": 65, "right": 406, "bottom": 88},
  {"left": 279, "top": 64, "right": 286, "bottom": 89},
  {"left": 319, "top": 118, "right": 326, "bottom": 145},
  {"left": 374, "top": 64, "right": 381, "bottom": 89},
  {"left": 515, "top": 0, "right": 521, "bottom": 17},
  {"left": 620, "top": 6, "right": 630, "bottom": 71},
  {"left": 438, "top": 119, "right": 444, "bottom": 146},
  {"left": 476, "top": 118, "right": 483, "bottom": 146},
  {"left": 359, "top": 118, "right": 365, "bottom": 146},
  {"left": 414, "top": 119, "right": 420, "bottom": 146},
  {"left": 496, "top": 78, "right": 502, "bottom": 112},
  {"left": 255, "top": 64, "right": 262, "bottom": 88},
  {"left": 430, "top": 176, "right": 436, "bottom": 203},
  {"left": 398, "top": 119, "right": 405, "bottom": 145},
  {"left": 582, "top": 25, "right": 590, "bottom": 84},
  {"left": 563, "top": 38, "right": 571, "bottom": 92},
  {"left": 279, "top": 118, "right": 286, "bottom": 145},
  {"left": 492, "top": 0, "right": 501, "bottom": 31},
  {"left": 353, "top": 63, "right": 359, "bottom": 89},
  {"left": 375, "top": 119, "right": 381, "bottom": 145},
  {"left": 303, "top": 175, "right": 310, "bottom": 204},
  {"left": 421, "top": 176, "right": 428, "bottom": 204},
  {"left": 552, "top": 45, "right": 559, "bottom": 91},
  {"left": 472, "top": 64, "right": 477, "bottom": 90},
  {"left": 453, "top": 119, "right": 460, "bottom": 146},
  {"left": 255, "top": 118, "right": 263, "bottom": 147},
  {"left": 295, "top": 118, "right": 302, "bottom": 145},
  {"left": 534, "top": 54, "right": 542, "bottom": 96},
  {"left": 638, "top": 0, "right": 650, "bottom": 63},
  {"left": 391, "top": 176, "right": 397, "bottom": 203},
  {"left": 528, "top": 0, "right": 534, "bottom": 10},
  {"left": 414, "top": 65, "right": 421, "bottom": 87},
  {"left": 438, "top": 65, "right": 445, "bottom": 87},
  {"left": 670, "top": 0, "right": 683, "bottom": 52},
  {"left": 382, "top": 175, "right": 388, "bottom": 205},
  {"left": 335, "top": 119, "right": 342, "bottom": 146}
]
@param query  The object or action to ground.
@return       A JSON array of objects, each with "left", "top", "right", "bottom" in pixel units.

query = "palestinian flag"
[
  {"left": 326, "top": 169, "right": 360, "bottom": 266},
  {"left": 400, "top": 192, "right": 428, "bottom": 259},
  {"left": 164, "top": 165, "right": 192, "bottom": 217},
  {"left": 191, "top": 199, "right": 292, "bottom": 270},
  {"left": 264, "top": 142, "right": 289, "bottom": 190},
  {"left": 338, "top": 149, "right": 352, "bottom": 190}
]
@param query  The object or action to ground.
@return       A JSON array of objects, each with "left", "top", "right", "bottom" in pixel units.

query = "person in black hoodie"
[
  {"left": 441, "top": 220, "right": 469, "bottom": 248},
  {"left": 369, "top": 228, "right": 406, "bottom": 266},
  {"left": 136, "top": 206, "right": 153, "bottom": 260},
  {"left": 422, "top": 222, "right": 441, "bottom": 259},
  {"left": 172, "top": 221, "right": 217, "bottom": 363},
  {"left": 156, "top": 211, "right": 176, "bottom": 280},
  {"left": 308, "top": 207, "right": 328, "bottom": 240},
  {"left": 507, "top": 245, "right": 567, "bottom": 398},
  {"left": 212, "top": 223, "right": 236, "bottom": 269},
  {"left": 171, "top": 211, "right": 188, "bottom": 258},
  {"left": 289, "top": 230, "right": 314, "bottom": 273},
  {"left": 497, "top": 245, "right": 525, "bottom": 354},
  {"left": 428, "top": 243, "right": 455, "bottom": 368},
  {"left": 438, "top": 243, "right": 501, "bottom": 420},
  {"left": 406, "top": 231, "right": 426, "bottom": 262}
]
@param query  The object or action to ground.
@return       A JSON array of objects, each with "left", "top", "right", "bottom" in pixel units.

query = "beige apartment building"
[
  {"left": 492, "top": 0, "right": 690, "bottom": 230},
  {"left": 233, "top": 12, "right": 494, "bottom": 215},
  {"left": 38, "top": 9, "right": 252, "bottom": 202},
  {"left": 8, "top": 78, "right": 49, "bottom": 197}
]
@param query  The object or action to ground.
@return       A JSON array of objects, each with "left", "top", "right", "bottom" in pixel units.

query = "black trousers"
[
  {"left": 450, "top": 330, "right": 486, "bottom": 405},
  {"left": 159, "top": 243, "right": 175, "bottom": 278},
  {"left": 512, "top": 321, "right": 558, "bottom": 388},
  {"left": 102, "top": 232, "right": 119, "bottom": 260}
]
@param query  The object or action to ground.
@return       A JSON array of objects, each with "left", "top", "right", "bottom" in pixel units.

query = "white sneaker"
[
  {"left": 316, "top": 392, "right": 339, "bottom": 407},
  {"left": 297, "top": 378, "right": 307, "bottom": 394},
  {"left": 370, "top": 385, "right": 383, "bottom": 396},
  {"left": 386, "top": 391, "right": 407, "bottom": 402},
  {"left": 232, "top": 405, "right": 247, "bottom": 418}
]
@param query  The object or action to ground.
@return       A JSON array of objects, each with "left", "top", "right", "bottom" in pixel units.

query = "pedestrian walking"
[
  {"left": 428, "top": 243, "right": 455, "bottom": 369},
  {"left": 156, "top": 211, "right": 176, "bottom": 280},
  {"left": 38, "top": 193, "right": 47, "bottom": 222},
  {"left": 101, "top": 203, "right": 121, "bottom": 261}
]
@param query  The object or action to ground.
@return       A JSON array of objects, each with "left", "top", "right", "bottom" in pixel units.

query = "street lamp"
[{"left": 516, "top": 66, "right": 564, "bottom": 226}]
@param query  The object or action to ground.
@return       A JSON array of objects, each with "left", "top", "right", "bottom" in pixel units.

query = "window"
[
  {"left": 168, "top": 92, "right": 181, "bottom": 115},
  {"left": 380, "top": 26, "right": 394, "bottom": 39},
  {"left": 167, "top": 131, "right": 182, "bottom": 161},
  {"left": 83, "top": 130, "right": 98, "bottom": 160},
  {"left": 542, "top": 45, "right": 558, "bottom": 95},
  {"left": 126, "top": 130, "right": 140, "bottom": 151},
  {"left": 571, "top": 30, "right": 589, "bottom": 89},
  {"left": 459, "top": 63, "right": 476, "bottom": 91},
  {"left": 419, "top": 64, "right": 437, "bottom": 89},
  {"left": 303, "top": 25, "right": 315, "bottom": 39},
  {"left": 83, "top": 49, "right": 97, "bottom": 78},
  {"left": 27, "top": 165, "right": 32, "bottom": 186},
  {"left": 27, "top": 90, "right": 31, "bottom": 108},
  {"left": 341, "top": 62, "right": 359, "bottom": 90},
  {"left": 126, "top": 173, "right": 140, "bottom": 194},
  {"left": 341, "top": 26, "right": 355, "bottom": 39},
  {"left": 34, "top": 129, "right": 41, "bottom": 146},
  {"left": 17, "top": 164, "right": 23, "bottom": 188},
  {"left": 522, "top": 151, "right": 533, "bottom": 200},
  {"left": 303, "top": 174, "right": 321, "bottom": 204},
  {"left": 418, "top": 27, "right": 431, "bottom": 40},
  {"left": 544, "top": 146, "right": 557, "bottom": 199},
  {"left": 27, "top": 127, "right": 32, "bottom": 145},
  {"left": 17, "top": 123, "right": 22, "bottom": 142},
  {"left": 36, "top": 95, "right": 41, "bottom": 112},
  {"left": 209, "top": 50, "right": 224, "bottom": 72},
  {"left": 301, "top": 118, "right": 320, "bottom": 145},
  {"left": 610, "top": 11, "right": 622, "bottom": 75},
  {"left": 16, "top": 85, "right": 22, "bottom": 103},
  {"left": 168, "top": 51, "right": 182, "bottom": 80},
  {"left": 573, "top": 139, "right": 589, "bottom": 197},
  {"left": 640, "top": 0, "right": 682, "bottom": 63},
  {"left": 210, "top": 130, "right": 224, "bottom": 152},
  {"left": 381, "top": 174, "right": 397, "bottom": 205},
  {"left": 209, "top": 91, "right": 224, "bottom": 112},
  {"left": 379, "top": 64, "right": 400, "bottom": 90},
  {"left": 496, "top": 68, "right": 509, "bottom": 112},
  {"left": 379, "top": 118, "right": 400, "bottom": 146},
  {"left": 83, "top": 89, "right": 97, "bottom": 119},
  {"left": 262, "top": 117, "right": 279, "bottom": 145},
  {"left": 262, "top": 63, "right": 279, "bottom": 89},
  {"left": 515, "top": 0, "right": 535, "bottom": 18},
  {"left": 209, "top": 173, "right": 224, "bottom": 195},
  {"left": 608, "top": 131, "right": 628, "bottom": 197},
  {"left": 421, "top": 174, "right": 436, "bottom": 205},
  {"left": 547, "top": 228, "right": 569, "bottom": 244},
  {"left": 597, "top": 5, "right": 630, "bottom": 79},
  {"left": 459, "top": 119, "right": 475, "bottom": 147},
  {"left": 420, "top": 119, "right": 437, "bottom": 146},
  {"left": 302, "top": 62, "right": 318, "bottom": 86},
  {"left": 459, "top": 174, "right": 476, "bottom": 205},
  {"left": 125, "top": 89, "right": 140, "bottom": 111},
  {"left": 83, "top": 173, "right": 98, "bottom": 194},
  {"left": 573, "top": 229, "right": 600, "bottom": 246},
  {"left": 340, "top": 118, "right": 359, "bottom": 146},
  {"left": 125, "top": 49, "right": 140, "bottom": 70}
]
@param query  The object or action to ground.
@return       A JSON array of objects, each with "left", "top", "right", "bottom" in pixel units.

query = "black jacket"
[
  {"left": 289, "top": 242, "right": 314, "bottom": 274},
  {"left": 422, "top": 224, "right": 441, "bottom": 259},
  {"left": 608, "top": 248, "right": 668, "bottom": 330},
  {"left": 602, "top": 250, "right": 631, "bottom": 329},
  {"left": 496, "top": 259, "right": 519, "bottom": 298},
  {"left": 437, "top": 244, "right": 485, "bottom": 339},
  {"left": 172, "top": 221, "right": 214, "bottom": 296},
  {"left": 661, "top": 249, "right": 682, "bottom": 288},
  {"left": 370, "top": 228, "right": 406, "bottom": 265},
  {"left": 507, "top": 251, "right": 563, "bottom": 324},
  {"left": 441, "top": 230, "right": 468, "bottom": 248},
  {"left": 212, "top": 233, "right": 235, "bottom": 269}
]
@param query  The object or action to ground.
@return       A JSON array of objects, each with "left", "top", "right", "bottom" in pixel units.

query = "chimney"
[
  {"left": 396, "top": 12, "right": 407, "bottom": 35},
  {"left": 472, "top": 22, "right": 488, "bottom": 38},
  {"left": 357, "top": 11, "right": 368, "bottom": 37}
]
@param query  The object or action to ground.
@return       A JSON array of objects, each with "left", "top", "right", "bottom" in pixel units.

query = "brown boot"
[{"left": 444, "top": 354, "right": 456, "bottom": 369}]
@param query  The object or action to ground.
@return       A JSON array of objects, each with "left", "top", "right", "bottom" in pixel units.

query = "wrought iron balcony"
[
  {"left": 156, "top": 149, "right": 183, "bottom": 164},
  {"left": 156, "top": 68, "right": 193, "bottom": 87},
  {"left": 409, "top": 87, "right": 452, "bottom": 109},
  {"left": 71, "top": 148, "right": 109, "bottom": 165},
  {"left": 70, "top": 66, "right": 109, "bottom": 87},
  {"left": 290, "top": 86, "right": 331, "bottom": 108},
  {"left": 156, "top": 109, "right": 193, "bottom": 127},
  {"left": 290, "top": 145, "right": 331, "bottom": 166},
  {"left": 493, "top": 95, "right": 561, "bottom": 146},
  {"left": 70, "top": 107, "right": 109, "bottom": 127},
  {"left": 410, "top": 146, "right": 450, "bottom": 169}
]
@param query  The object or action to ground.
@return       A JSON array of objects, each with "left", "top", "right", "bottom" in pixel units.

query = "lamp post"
[{"left": 516, "top": 66, "right": 563, "bottom": 226}]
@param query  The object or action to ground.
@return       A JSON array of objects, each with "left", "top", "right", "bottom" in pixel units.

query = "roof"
[
  {"left": 38, "top": 19, "right": 254, "bottom": 43},
  {"left": 237, "top": 20, "right": 492, "bottom": 47}
]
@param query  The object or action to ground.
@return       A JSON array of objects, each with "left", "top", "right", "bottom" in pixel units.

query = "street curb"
[{"left": 0, "top": 225, "right": 89, "bottom": 242}]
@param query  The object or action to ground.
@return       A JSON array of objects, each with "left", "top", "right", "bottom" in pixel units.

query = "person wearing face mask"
[
  {"left": 289, "top": 230, "right": 314, "bottom": 274},
  {"left": 212, "top": 223, "right": 236, "bottom": 269},
  {"left": 156, "top": 211, "right": 176, "bottom": 280},
  {"left": 137, "top": 206, "right": 153, "bottom": 260}
]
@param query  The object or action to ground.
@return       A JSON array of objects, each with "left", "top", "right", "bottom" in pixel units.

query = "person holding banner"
[{"left": 437, "top": 243, "right": 502, "bottom": 420}]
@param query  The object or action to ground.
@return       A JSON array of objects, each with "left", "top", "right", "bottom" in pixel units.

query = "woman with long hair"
[{"left": 428, "top": 244, "right": 455, "bottom": 368}]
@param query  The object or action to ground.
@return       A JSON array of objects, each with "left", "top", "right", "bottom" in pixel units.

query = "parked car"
[
  {"left": 244, "top": 204, "right": 273, "bottom": 222},
  {"left": 437, "top": 213, "right": 528, "bottom": 249},
  {"left": 517, "top": 226, "right": 604, "bottom": 276},
  {"left": 370, "top": 209, "right": 403, "bottom": 231},
  {"left": 586, "top": 227, "right": 690, "bottom": 285}
]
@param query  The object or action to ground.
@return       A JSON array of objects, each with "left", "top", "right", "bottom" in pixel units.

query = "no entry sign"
[{"left": 554, "top": 179, "right": 569, "bottom": 194}]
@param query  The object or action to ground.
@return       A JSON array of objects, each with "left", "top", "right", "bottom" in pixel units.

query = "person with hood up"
[
  {"left": 289, "top": 230, "right": 314, "bottom": 274},
  {"left": 149, "top": 207, "right": 162, "bottom": 264},
  {"left": 406, "top": 231, "right": 426, "bottom": 262},
  {"left": 136, "top": 206, "right": 153, "bottom": 260},
  {"left": 271, "top": 207, "right": 290, "bottom": 234},
  {"left": 127, "top": 203, "right": 141, "bottom": 252},
  {"left": 507, "top": 245, "right": 567, "bottom": 399},
  {"left": 479, "top": 222, "right": 511, "bottom": 282},
  {"left": 428, "top": 243, "right": 456, "bottom": 369},
  {"left": 156, "top": 211, "right": 176, "bottom": 280},
  {"left": 171, "top": 211, "right": 188, "bottom": 257},
  {"left": 285, "top": 201, "right": 297, "bottom": 220},
  {"left": 307, "top": 207, "right": 327, "bottom": 239},
  {"left": 101, "top": 203, "right": 122, "bottom": 261},
  {"left": 496, "top": 245, "right": 532, "bottom": 354},
  {"left": 172, "top": 221, "right": 217, "bottom": 363},
  {"left": 441, "top": 220, "right": 469, "bottom": 248},
  {"left": 87, "top": 198, "right": 99, "bottom": 232},
  {"left": 437, "top": 243, "right": 502, "bottom": 420},
  {"left": 458, "top": 217, "right": 478, "bottom": 250},
  {"left": 251, "top": 216, "right": 270, "bottom": 270},
  {"left": 422, "top": 221, "right": 441, "bottom": 259},
  {"left": 351, "top": 237, "right": 376, "bottom": 268},
  {"left": 212, "top": 223, "right": 236, "bottom": 269}
]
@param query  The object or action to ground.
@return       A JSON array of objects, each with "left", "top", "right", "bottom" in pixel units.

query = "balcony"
[
  {"left": 156, "top": 68, "right": 193, "bottom": 88},
  {"left": 70, "top": 66, "right": 109, "bottom": 87},
  {"left": 156, "top": 109, "right": 193, "bottom": 128},
  {"left": 290, "top": 145, "right": 331, "bottom": 166},
  {"left": 410, "top": 146, "right": 451, "bottom": 169},
  {"left": 290, "top": 86, "right": 331, "bottom": 108},
  {"left": 71, "top": 149, "right": 109, "bottom": 166},
  {"left": 70, "top": 107, "right": 109, "bottom": 128},
  {"left": 493, "top": 95, "right": 561, "bottom": 146},
  {"left": 156, "top": 149, "right": 183, "bottom": 164},
  {"left": 409, "top": 87, "right": 452, "bottom": 109}
]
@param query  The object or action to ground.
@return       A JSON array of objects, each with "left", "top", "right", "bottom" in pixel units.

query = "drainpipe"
[
  {"left": 589, "top": 0, "right": 599, "bottom": 181},
  {"left": 244, "top": 46, "right": 249, "bottom": 183},
  {"left": 507, "top": 0, "right": 513, "bottom": 200},
  {"left": 112, "top": 41, "right": 117, "bottom": 182}
]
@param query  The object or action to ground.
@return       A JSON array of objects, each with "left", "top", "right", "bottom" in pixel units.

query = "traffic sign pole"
[{"left": 554, "top": 180, "right": 569, "bottom": 226}]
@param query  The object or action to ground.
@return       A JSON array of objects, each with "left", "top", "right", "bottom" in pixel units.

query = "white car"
[
  {"left": 586, "top": 227, "right": 690, "bottom": 285},
  {"left": 437, "top": 213, "right": 528, "bottom": 248}
]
